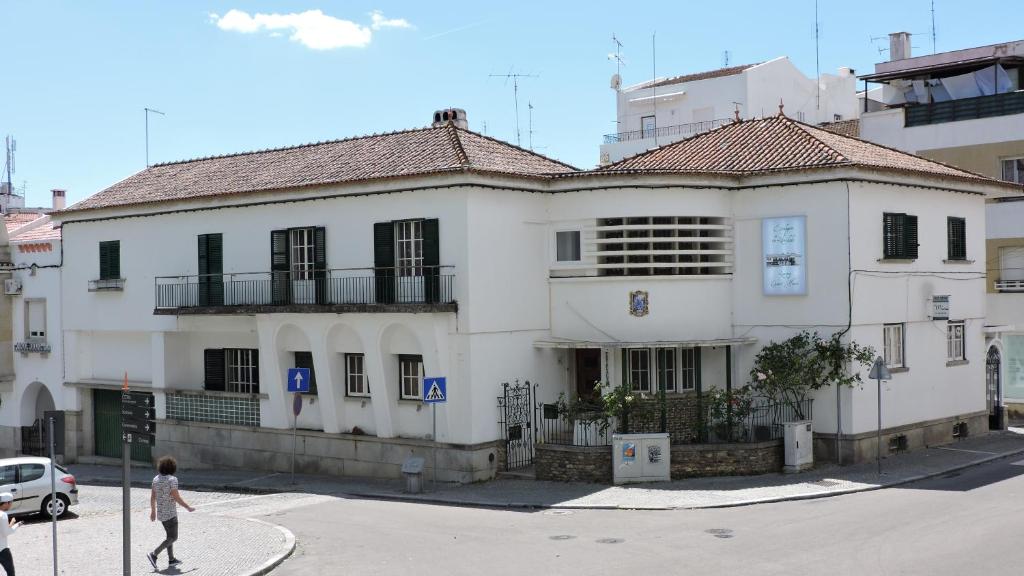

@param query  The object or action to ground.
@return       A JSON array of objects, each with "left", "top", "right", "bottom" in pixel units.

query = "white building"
[
  {"left": 600, "top": 57, "right": 859, "bottom": 165},
  {"left": 7, "top": 111, "right": 1013, "bottom": 481}
]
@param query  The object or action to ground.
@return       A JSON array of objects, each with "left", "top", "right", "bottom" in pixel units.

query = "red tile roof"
[
  {"left": 10, "top": 221, "right": 60, "bottom": 241},
  {"left": 598, "top": 115, "right": 1012, "bottom": 189},
  {"left": 63, "top": 123, "right": 577, "bottom": 213},
  {"left": 4, "top": 211, "right": 45, "bottom": 233},
  {"left": 817, "top": 119, "right": 860, "bottom": 138},
  {"left": 648, "top": 63, "right": 759, "bottom": 89}
]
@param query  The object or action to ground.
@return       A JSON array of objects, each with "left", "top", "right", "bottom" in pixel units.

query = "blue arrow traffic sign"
[
  {"left": 287, "top": 367, "right": 311, "bottom": 393},
  {"left": 423, "top": 377, "right": 446, "bottom": 404}
]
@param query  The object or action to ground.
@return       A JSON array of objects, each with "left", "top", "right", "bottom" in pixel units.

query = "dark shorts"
[{"left": 162, "top": 516, "right": 178, "bottom": 541}]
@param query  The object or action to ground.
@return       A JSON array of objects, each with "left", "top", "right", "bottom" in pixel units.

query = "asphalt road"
[{"left": 267, "top": 455, "right": 1024, "bottom": 576}]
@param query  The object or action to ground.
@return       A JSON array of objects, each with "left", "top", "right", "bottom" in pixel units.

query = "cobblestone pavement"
[
  {"left": 10, "top": 486, "right": 299, "bottom": 576},
  {"left": 70, "top": 429, "right": 1024, "bottom": 511}
]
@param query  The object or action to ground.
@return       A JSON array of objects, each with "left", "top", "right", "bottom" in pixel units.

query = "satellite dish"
[{"left": 610, "top": 74, "right": 621, "bottom": 90}]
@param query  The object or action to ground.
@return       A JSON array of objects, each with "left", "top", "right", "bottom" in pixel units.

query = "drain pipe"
[{"left": 837, "top": 183, "right": 854, "bottom": 465}]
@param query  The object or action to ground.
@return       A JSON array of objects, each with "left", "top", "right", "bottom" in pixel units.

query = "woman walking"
[
  {"left": 147, "top": 456, "right": 194, "bottom": 570},
  {"left": 0, "top": 492, "right": 22, "bottom": 575}
]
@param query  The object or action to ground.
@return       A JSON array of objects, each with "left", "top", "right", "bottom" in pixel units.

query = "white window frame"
[
  {"left": 346, "top": 353, "right": 369, "bottom": 397},
  {"left": 396, "top": 220, "right": 424, "bottom": 278},
  {"left": 626, "top": 348, "right": 651, "bottom": 392},
  {"left": 947, "top": 321, "right": 965, "bottom": 361},
  {"left": 554, "top": 229, "right": 582, "bottom": 263},
  {"left": 655, "top": 348, "right": 677, "bottom": 393},
  {"left": 679, "top": 348, "right": 697, "bottom": 391},
  {"left": 226, "top": 348, "right": 258, "bottom": 394},
  {"left": 883, "top": 323, "right": 905, "bottom": 369},
  {"left": 399, "top": 355, "right": 424, "bottom": 400},
  {"left": 1001, "top": 157, "right": 1024, "bottom": 185},
  {"left": 25, "top": 298, "right": 46, "bottom": 341},
  {"left": 289, "top": 227, "right": 315, "bottom": 280}
]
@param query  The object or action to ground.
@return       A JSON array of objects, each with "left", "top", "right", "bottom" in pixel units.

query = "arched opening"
[
  {"left": 987, "top": 346, "right": 1003, "bottom": 430},
  {"left": 275, "top": 324, "right": 322, "bottom": 431},
  {"left": 20, "top": 381, "right": 55, "bottom": 427}
]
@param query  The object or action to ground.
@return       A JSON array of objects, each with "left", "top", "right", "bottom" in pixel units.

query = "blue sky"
[{"left": 1, "top": 1, "right": 1021, "bottom": 206}]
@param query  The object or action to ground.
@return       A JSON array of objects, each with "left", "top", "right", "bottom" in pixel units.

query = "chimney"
[
  {"left": 52, "top": 189, "right": 66, "bottom": 210},
  {"left": 431, "top": 108, "right": 469, "bottom": 130},
  {"left": 889, "top": 32, "right": 912, "bottom": 61}
]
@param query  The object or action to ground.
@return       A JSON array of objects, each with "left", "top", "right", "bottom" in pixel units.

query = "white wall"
[{"left": 861, "top": 108, "right": 1024, "bottom": 154}]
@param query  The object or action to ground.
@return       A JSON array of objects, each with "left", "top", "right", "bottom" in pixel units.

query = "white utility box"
[
  {"left": 612, "top": 433, "right": 670, "bottom": 484},
  {"left": 783, "top": 420, "right": 814, "bottom": 473}
]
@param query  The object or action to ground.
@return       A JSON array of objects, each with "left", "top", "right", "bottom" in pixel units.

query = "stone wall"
[
  {"left": 535, "top": 444, "right": 612, "bottom": 483},
  {"left": 670, "top": 440, "right": 783, "bottom": 478},
  {"left": 624, "top": 394, "right": 702, "bottom": 443},
  {"left": 157, "top": 420, "right": 502, "bottom": 483},
  {"left": 813, "top": 410, "right": 990, "bottom": 464}
]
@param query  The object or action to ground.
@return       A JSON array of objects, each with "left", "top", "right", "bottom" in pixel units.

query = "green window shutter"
[
  {"left": 198, "top": 234, "right": 223, "bottom": 306},
  {"left": 423, "top": 219, "right": 440, "bottom": 303},
  {"left": 904, "top": 215, "right": 919, "bottom": 260},
  {"left": 271, "top": 230, "right": 290, "bottom": 305},
  {"left": 313, "top": 227, "right": 327, "bottom": 304},
  {"left": 99, "top": 241, "right": 120, "bottom": 280},
  {"left": 373, "top": 222, "right": 395, "bottom": 304},
  {"left": 204, "top": 349, "right": 226, "bottom": 391},
  {"left": 882, "top": 214, "right": 898, "bottom": 259},
  {"left": 294, "top": 351, "right": 317, "bottom": 394},
  {"left": 251, "top": 349, "right": 260, "bottom": 393},
  {"left": 947, "top": 217, "right": 966, "bottom": 260}
]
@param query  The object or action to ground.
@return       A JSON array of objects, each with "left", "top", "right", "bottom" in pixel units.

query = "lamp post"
[{"left": 868, "top": 356, "right": 892, "bottom": 475}]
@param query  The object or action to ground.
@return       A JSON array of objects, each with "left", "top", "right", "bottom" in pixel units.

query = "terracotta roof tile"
[
  {"left": 11, "top": 221, "right": 60, "bottom": 241},
  {"left": 648, "top": 63, "right": 759, "bottom": 89},
  {"left": 598, "top": 115, "right": 1010, "bottom": 188},
  {"left": 817, "top": 119, "right": 860, "bottom": 138},
  {"left": 64, "top": 124, "right": 577, "bottom": 213},
  {"left": 4, "top": 212, "right": 45, "bottom": 233}
]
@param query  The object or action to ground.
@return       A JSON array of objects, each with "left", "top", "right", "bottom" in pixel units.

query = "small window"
[
  {"left": 641, "top": 115, "right": 656, "bottom": 137},
  {"left": 883, "top": 213, "right": 918, "bottom": 260},
  {"left": 555, "top": 231, "right": 581, "bottom": 262},
  {"left": 679, "top": 348, "right": 697, "bottom": 391},
  {"left": 399, "top": 355, "right": 424, "bottom": 400},
  {"left": 884, "top": 323, "right": 905, "bottom": 368},
  {"left": 26, "top": 299, "right": 45, "bottom": 340},
  {"left": 656, "top": 348, "right": 676, "bottom": 393},
  {"left": 18, "top": 463, "right": 45, "bottom": 483},
  {"left": 346, "top": 353, "right": 369, "bottom": 397},
  {"left": 947, "top": 217, "right": 966, "bottom": 261},
  {"left": 1001, "top": 158, "right": 1024, "bottom": 184},
  {"left": 0, "top": 465, "right": 16, "bottom": 484},
  {"left": 947, "top": 321, "right": 965, "bottom": 361},
  {"left": 226, "top": 349, "right": 259, "bottom": 394},
  {"left": 624, "top": 348, "right": 651, "bottom": 392},
  {"left": 294, "top": 351, "right": 318, "bottom": 395},
  {"left": 99, "top": 240, "right": 120, "bottom": 280}
]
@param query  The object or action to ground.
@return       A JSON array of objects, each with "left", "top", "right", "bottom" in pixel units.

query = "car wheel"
[{"left": 41, "top": 495, "right": 69, "bottom": 518}]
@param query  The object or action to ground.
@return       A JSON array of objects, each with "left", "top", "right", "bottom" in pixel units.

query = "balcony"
[
  {"left": 603, "top": 118, "right": 731, "bottom": 144},
  {"left": 995, "top": 279, "right": 1024, "bottom": 292},
  {"left": 154, "top": 266, "right": 456, "bottom": 314},
  {"left": 904, "top": 90, "right": 1024, "bottom": 127}
]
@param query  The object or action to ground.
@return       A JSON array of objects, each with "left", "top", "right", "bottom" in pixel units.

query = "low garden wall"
[{"left": 535, "top": 443, "right": 612, "bottom": 483}]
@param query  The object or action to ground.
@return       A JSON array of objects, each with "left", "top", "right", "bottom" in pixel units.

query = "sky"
[{"left": 1, "top": 0, "right": 1021, "bottom": 206}]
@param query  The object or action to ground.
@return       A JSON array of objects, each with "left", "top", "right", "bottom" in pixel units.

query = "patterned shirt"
[{"left": 152, "top": 474, "right": 179, "bottom": 522}]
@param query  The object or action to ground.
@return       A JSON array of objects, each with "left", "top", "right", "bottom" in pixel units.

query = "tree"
[{"left": 749, "top": 331, "right": 875, "bottom": 419}]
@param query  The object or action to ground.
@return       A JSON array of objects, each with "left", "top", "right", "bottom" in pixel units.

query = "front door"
[
  {"left": 575, "top": 349, "right": 602, "bottom": 400},
  {"left": 987, "top": 347, "right": 1002, "bottom": 429}
]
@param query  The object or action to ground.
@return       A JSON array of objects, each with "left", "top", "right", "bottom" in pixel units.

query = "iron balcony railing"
[
  {"left": 995, "top": 279, "right": 1024, "bottom": 292},
  {"left": 603, "top": 118, "right": 731, "bottom": 144},
  {"left": 154, "top": 266, "right": 455, "bottom": 310},
  {"left": 904, "top": 90, "right": 1024, "bottom": 127}
]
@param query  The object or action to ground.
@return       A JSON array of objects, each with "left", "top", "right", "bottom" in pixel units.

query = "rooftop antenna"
[
  {"left": 609, "top": 34, "right": 626, "bottom": 78},
  {"left": 815, "top": 0, "right": 821, "bottom": 110},
  {"left": 652, "top": 31, "right": 658, "bottom": 146},
  {"left": 144, "top": 107, "right": 165, "bottom": 167},
  {"left": 931, "top": 0, "right": 937, "bottom": 54},
  {"left": 528, "top": 102, "right": 535, "bottom": 150},
  {"left": 2, "top": 135, "right": 15, "bottom": 213},
  {"left": 488, "top": 69, "right": 538, "bottom": 147},
  {"left": 722, "top": 50, "right": 731, "bottom": 67}
]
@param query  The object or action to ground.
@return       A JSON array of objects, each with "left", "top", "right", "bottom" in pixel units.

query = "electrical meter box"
[
  {"left": 784, "top": 420, "right": 814, "bottom": 472},
  {"left": 612, "top": 433, "right": 671, "bottom": 484}
]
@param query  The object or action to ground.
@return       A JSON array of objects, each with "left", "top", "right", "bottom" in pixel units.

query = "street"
[{"left": 267, "top": 456, "right": 1024, "bottom": 576}]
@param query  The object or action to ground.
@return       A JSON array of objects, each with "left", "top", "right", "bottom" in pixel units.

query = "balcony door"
[
  {"left": 198, "top": 233, "right": 223, "bottom": 306},
  {"left": 373, "top": 219, "right": 440, "bottom": 304},
  {"left": 395, "top": 220, "right": 425, "bottom": 303},
  {"left": 271, "top": 227, "right": 326, "bottom": 305}
]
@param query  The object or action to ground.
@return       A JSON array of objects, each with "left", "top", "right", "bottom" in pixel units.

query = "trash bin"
[{"left": 402, "top": 456, "right": 425, "bottom": 494}]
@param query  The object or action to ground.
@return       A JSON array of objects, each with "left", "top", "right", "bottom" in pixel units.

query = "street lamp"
[{"left": 868, "top": 356, "right": 892, "bottom": 475}]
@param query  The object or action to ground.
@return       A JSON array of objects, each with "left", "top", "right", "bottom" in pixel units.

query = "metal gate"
[
  {"left": 497, "top": 380, "right": 536, "bottom": 470},
  {"left": 94, "top": 389, "right": 152, "bottom": 463},
  {"left": 987, "top": 347, "right": 1002, "bottom": 429},
  {"left": 20, "top": 420, "right": 48, "bottom": 456}
]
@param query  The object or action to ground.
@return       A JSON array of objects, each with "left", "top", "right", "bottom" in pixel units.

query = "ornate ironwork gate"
[
  {"left": 987, "top": 347, "right": 1002, "bottom": 429},
  {"left": 498, "top": 380, "right": 536, "bottom": 470}
]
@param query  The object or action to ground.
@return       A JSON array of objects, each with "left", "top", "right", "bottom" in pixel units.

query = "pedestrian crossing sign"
[{"left": 423, "top": 377, "right": 447, "bottom": 404}]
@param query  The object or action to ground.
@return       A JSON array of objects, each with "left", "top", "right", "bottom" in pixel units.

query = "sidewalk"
[{"left": 70, "top": 429, "right": 1024, "bottom": 511}]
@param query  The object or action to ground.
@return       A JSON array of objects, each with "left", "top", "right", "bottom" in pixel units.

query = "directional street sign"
[
  {"left": 288, "top": 367, "right": 311, "bottom": 393},
  {"left": 121, "top": 419, "right": 156, "bottom": 435},
  {"left": 120, "top": 404, "right": 156, "bottom": 421},
  {"left": 121, "top": 392, "right": 154, "bottom": 407},
  {"left": 122, "top": 432, "right": 155, "bottom": 446},
  {"left": 423, "top": 377, "right": 447, "bottom": 404}
]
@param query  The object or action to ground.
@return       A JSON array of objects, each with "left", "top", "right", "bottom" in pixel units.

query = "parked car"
[{"left": 0, "top": 457, "right": 78, "bottom": 517}]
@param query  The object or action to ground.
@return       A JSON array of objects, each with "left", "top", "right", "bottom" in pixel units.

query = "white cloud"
[
  {"left": 211, "top": 8, "right": 410, "bottom": 50},
  {"left": 369, "top": 10, "right": 412, "bottom": 30}
]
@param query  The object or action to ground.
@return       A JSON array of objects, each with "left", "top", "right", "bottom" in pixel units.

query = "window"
[
  {"left": 555, "top": 230, "right": 581, "bottom": 262},
  {"left": 26, "top": 299, "right": 45, "bottom": 340},
  {"left": 289, "top": 228, "right": 316, "bottom": 281},
  {"left": 99, "top": 240, "right": 120, "bottom": 280},
  {"left": 623, "top": 348, "right": 651, "bottom": 392},
  {"left": 641, "top": 115, "right": 656, "bottom": 137},
  {"left": 227, "top": 349, "right": 259, "bottom": 394},
  {"left": 882, "top": 213, "right": 918, "bottom": 260},
  {"left": 396, "top": 220, "right": 424, "bottom": 277},
  {"left": 294, "top": 351, "right": 318, "bottom": 395},
  {"left": 0, "top": 465, "right": 15, "bottom": 485},
  {"left": 679, "top": 348, "right": 697, "bottom": 391},
  {"left": 656, "top": 348, "right": 676, "bottom": 392},
  {"left": 947, "top": 321, "right": 965, "bottom": 361},
  {"left": 596, "top": 216, "right": 732, "bottom": 276},
  {"left": 883, "top": 323, "right": 905, "bottom": 368},
  {"left": 399, "top": 355, "right": 424, "bottom": 400},
  {"left": 346, "top": 353, "right": 369, "bottom": 396},
  {"left": 1002, "top": 157, "right": 1024, "bottom": 184},
  {"left": 18, "top": 463, "right": 45, "bottom": 483},
  {"left": 947, "top": 217, "right": 966, "bottom": 261}
]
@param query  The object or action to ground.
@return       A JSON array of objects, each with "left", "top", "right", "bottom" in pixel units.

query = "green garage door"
[{"left": 94, "top": 389, "right": 152, "bottom": 463}]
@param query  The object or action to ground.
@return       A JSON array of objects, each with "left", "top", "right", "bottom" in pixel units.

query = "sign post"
[
  {"left": 868, "top": 357, "right": 892, "bottom": 476},
  {"left": 48, "top": 416, "right": 57, "bottom": 576},
  {"left": 287, "top": 368, "right": 310, "bottom": 485},
  {"left": 423, "top": 377, "right": 447, "bottom": 488},
  {"left": 121, "top": 374, "right": 131, "bottom": 576},
  {"left": 119, "top": 374, "right": 155, "bottom": 576}
]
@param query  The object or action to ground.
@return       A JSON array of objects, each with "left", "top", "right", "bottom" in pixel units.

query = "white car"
[{"left": 0, "top": 457, "right": 79, "bottom": 517}]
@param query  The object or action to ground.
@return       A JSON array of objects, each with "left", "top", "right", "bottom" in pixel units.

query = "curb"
[{"left": 243, "top": 519, "right": 296, "bottom": 576}]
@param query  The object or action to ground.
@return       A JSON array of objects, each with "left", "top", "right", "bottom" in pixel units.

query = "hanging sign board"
[
  {"left": 763, "top": 216, "right": 807, "bottom": 296},
  {"left": 932, "top": 295, "right": 950, "bottom": 320}
]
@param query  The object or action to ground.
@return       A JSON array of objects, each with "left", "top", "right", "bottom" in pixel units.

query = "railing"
[
  {"left": 904, "top": 90, "right": 1024, "bottom": 127},
  {"left": 603, "top": 118, "right": 731, "bottom": 144},
  {"left": 537, "top": 403, "right": 615, "bottom": 447},
  {"left": 995, "top": 279, "right": 1024, "bottom": 292},
  {"left": 155, "top": 266, "right": 455, "bottom": 310},
  {"left": 165, "top": 391, "right": 261, "bottom": 427}
]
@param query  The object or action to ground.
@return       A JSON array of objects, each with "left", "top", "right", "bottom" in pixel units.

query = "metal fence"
[
  {"left": 155, "top": 266, "right": 455, "bottom": 309},
  {"left": 905, "top": 90, "right": 1024, "bottom": 127},
  {"left": 603, "top": 118, "right": 731, "bottom": 144}
]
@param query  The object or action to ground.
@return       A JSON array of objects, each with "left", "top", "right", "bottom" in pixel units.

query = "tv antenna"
[
  {"left": 144, "top": 107, "right": 165, "bottom": 167},
  {"left": 528, "top": 102, "right": 535, "bottom": 150},
  {"left": 722, "top": 50, "right": 731, "bottom": 67},
  {"left": 930, "top": 0, "right": 937, "bottom": 54},
  {"left": 814, "top": 0, "right": 821, "bottom": 110},
  {"left": 488, "top": 69, "right": 538, "bottom": 147},
  {"left": 3, "top": 135, "right": 15, "bottom": 196},
  {"left": 608, "top": 34, "right": 626, "bottom": 77}
]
